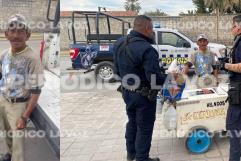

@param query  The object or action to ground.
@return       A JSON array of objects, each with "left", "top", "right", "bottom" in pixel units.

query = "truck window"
[{"left": 158, "top": 32, "right": 190, "bottom": 48}]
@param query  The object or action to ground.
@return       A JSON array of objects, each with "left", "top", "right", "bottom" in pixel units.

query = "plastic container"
[
  {"left": 163, "top": 105, "right": 177, "bottom": 130},
  {"left": 156, "top": 95, "right": 163, "bottom": 114}
]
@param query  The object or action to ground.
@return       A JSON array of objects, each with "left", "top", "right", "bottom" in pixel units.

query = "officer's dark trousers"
[
  {"left": 123, "top": 90, "right": 156, "bottom": 161},
  {"left": 226, "top": 104, "right": 241, "bottom": 161}
]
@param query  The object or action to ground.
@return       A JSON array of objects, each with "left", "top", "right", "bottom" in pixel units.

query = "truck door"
[{"left": 156, "top": 31, "right": 192, "bottom": 66}]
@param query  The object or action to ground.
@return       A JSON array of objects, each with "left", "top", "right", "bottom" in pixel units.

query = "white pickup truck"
[
  {"left": 150, "top": 27, "right": 226, "bottom": 66},
  {"left": 92, "top": 27, "right": 227, "bottom": 82}
]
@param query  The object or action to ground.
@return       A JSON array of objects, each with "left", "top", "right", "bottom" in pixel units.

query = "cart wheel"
[{"left": 185, "top": 129, "right": 212, "bottom": 154}]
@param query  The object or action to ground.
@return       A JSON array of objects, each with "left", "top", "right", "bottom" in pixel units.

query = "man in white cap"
[
  {"left": 183, "top": 33, "right": 219, "bottom": 88},
  {"left": 0, "top": 14, "right": 44, "bottom": 161}
]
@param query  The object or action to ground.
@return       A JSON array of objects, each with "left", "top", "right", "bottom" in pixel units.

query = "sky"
[{"left": 60, "top": 0, "right": 196, "bottom": 16}]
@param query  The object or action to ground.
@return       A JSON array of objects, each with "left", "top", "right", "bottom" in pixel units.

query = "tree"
[
  {"left": 222, "top": 0, "right": 241, "bottom": 11},
  {"left": 233, "top": 4, "right": 241, "bottom": 13},
  {"left": 144, "top": 9, "right": 168, "bottom": 16},
  {"left": 225, "top": 0, "right": 241, "bottom": 13},
  {"left": 204, "top": 0, "right": 241, "bottom": 41},
  {"left": 187, "top": 10, "right": 195, "bottom": 15},
  {"left": 124, "top": 0, "right": 141, "bottom": 14},
  {"left": 204, "top": 0, "right": 240, "bottom": 13},
  {"left": 204, "top": 0, "right": 223, "bottom": 41},
  {"left": 179, "top": 10, "right": 196, "bottom": 16},
  {"left": 192, "top": 0, "right": 210, "bottom": 14},
  {"left": 193, "top": 0, "right": 240, "bottom": 14}
]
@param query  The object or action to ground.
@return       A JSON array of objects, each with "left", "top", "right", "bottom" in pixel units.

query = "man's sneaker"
[
  {"left": 127, "top": 152, "right": 135, "bottom": 161},
  {"left": 2, "top": 153, "right": 11, "bottom": 161},
  {"left": 147, "top": 157, "right": 160, "bottom": 161}
]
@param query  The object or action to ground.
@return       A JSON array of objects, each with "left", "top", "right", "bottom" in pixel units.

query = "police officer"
[
  {"left": 113, "top": 15, "right": 166, "bottom": 161},
  {"left": 221, "top": 15, "right": 241, "bottom": 161},
  {"left": 0, "top": 14, "right": 44, "bottom": 161}
]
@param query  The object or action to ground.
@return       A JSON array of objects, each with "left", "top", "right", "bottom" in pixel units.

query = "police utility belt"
[
  {"left": 228, "top": 82, "right": 241, "bottom": 105},
  {"left": 117, "top": 85, "right": 158, "bottom": 101},
  {"left": 3, "top": 95, "right": 29, "bottom": 103}
]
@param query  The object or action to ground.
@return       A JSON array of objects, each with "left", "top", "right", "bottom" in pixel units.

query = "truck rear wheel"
[{"left": 95, "top": 61, "right": 115, "bottom": 83}]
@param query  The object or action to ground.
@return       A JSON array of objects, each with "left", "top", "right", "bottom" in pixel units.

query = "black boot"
[
  {"left": 2, "top": 153, "right": 11, "bottom": 161},
  {"left": 147, "top": 157, "right": 160, "bottom": 161},
  {"left": 127, "top": 152, "right": 135, "bottom": 161}
]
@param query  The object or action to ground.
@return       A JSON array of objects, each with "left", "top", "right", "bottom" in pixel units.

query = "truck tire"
[
  {"left": 72, "top": 63, "right": 77, "bottom": 69},
  {"left": 95, "top": 61, "right": 115, "bottom": 83}
]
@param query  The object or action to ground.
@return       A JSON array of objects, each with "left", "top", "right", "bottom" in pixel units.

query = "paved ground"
[
  {"left": 60, "top": 91, "right": 230, "bottom": 161},
  {"left": 60, "top": 56, "right": 231, "bottom": 161}
]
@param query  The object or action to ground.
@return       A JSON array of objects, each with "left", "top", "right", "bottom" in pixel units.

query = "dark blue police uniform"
[
  {"left": 113, "top": 30, "right": 166, "bottom": 161},
  {"left": 226, "top": 34, "right": 241, "bottom": 161}
]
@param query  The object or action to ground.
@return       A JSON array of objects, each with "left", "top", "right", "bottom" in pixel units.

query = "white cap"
[
  {"left": 197, "top": 34, "right": 208, "bottom": 41},
  {"left": 7, "top": 14, "right": 30, "bottom": 31}
]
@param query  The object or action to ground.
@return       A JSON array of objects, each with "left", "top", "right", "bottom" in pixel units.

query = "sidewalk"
[{"left": 61, "top": 90, "right": 230, "bottom": 161}]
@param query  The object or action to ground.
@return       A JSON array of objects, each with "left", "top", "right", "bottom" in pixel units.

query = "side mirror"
[
  {"left": 219, "top": 48, "right": 227, "bottom": 57},
  {"left": 183, "top": 42, "right": 191, "bottom": 48}
]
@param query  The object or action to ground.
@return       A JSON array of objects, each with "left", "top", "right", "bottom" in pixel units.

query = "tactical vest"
[
  {"left": 115, "top": 35, "right": 153, "bottom": 88},
  {"left": 230, "top": 35, "right": 241, "bottom": 82}
]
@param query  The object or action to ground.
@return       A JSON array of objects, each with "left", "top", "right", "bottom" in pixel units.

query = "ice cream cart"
[{"left": 162, "top": 85, "right": 229, "bottom": 154}]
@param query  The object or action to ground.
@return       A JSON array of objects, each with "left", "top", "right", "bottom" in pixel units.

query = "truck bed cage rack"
[
  {"left": 70, "top": 11, "right": 131, "bottom": 44},
  {"left": 87, "top": 34, "right": 123, "bottom": 41}
]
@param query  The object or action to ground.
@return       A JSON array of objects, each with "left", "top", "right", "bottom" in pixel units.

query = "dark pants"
[
  {"left": 123, "top": 90, "right": 156, "bottom": 161},
  {"left": 226, "top": 104, "right": 241, "bottom": 161}
]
